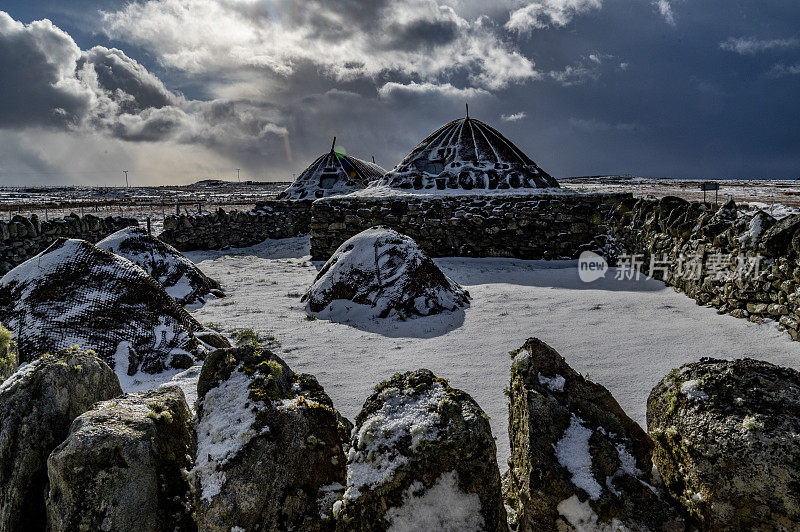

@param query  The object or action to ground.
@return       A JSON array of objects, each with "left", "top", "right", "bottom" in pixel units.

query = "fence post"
[{"left": 147, "top": 216, "right": 151, "bottom": 236}]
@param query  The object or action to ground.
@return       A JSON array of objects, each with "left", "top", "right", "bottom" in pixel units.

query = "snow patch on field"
[
  {"left": 191, "top": 365, "right": 265, "bottom": 502},
  {"left": 554, "top": 415, "right": 602, "bottom": 500},
  {"left": 385, "top": 471, "right": 484, "bottom": 532}
]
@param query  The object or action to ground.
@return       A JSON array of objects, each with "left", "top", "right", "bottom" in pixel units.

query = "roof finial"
[
  {"left": 466, "top": 103, "right": 469, "bottom": 119},
  {"left": 330, "top": 136, "right": 337, "bottom": 153}
]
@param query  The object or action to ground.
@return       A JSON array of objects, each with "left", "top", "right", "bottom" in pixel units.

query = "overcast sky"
[{"left": 0, "top": 0, "right": 798, "bottom": 185}]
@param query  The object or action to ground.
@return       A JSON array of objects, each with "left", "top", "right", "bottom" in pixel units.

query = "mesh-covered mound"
[
  {"left": 97, "top": 226, "right": 223, "bottom": 308},
  {"left": 371, "top": 115, "right": 559, "bottom": 192},
  {"left": 0, "top": 238, "right": 204, "bottom": 375},
  {"left": 302, "top": 228, "right": 470, "bottom": 320},
  {"left": 279, "top": 141, "right": 386, "bottom": 200}
]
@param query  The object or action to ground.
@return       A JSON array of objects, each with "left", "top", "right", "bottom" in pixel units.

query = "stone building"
[
  {"left": 370, "top": 109, "right": 559, "bottom": 192},
  {"left": 278, "top": 138, "right": 386, "bottom": 200}
]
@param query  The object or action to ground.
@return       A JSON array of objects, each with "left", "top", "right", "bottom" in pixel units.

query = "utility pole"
[
  {"left": 236, "top": 168, "right": 241, "bottom": 182},
  {"left": 123, "top": 170, "right": 129, "bottom": 188}
]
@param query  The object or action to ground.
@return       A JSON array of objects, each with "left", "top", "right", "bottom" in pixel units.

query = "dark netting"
[
  {"left": 97, "top": 226, "right": 223, "bottom": 307},
  {"left": 0, "top": 238, "right": 204, "bottom": 375}
]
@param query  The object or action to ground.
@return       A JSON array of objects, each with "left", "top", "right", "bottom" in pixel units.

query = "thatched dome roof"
[
  {"left": 279, "top": 139, "right": 386, "bottom": 199},
  {"left": 371, "top": 114, "right": 558, "bottom": 192}
]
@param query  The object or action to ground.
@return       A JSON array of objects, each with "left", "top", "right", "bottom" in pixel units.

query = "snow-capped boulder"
[
  {"left": 47, "top": 386, "right": 196, "bottom": 532},
  {"left": 191, "top": 346, "right": 350, "bottom": 531},
  {"left": 506, "top": 338, "right": 683, "bottom": 531},
  {"left": 303, "top": 228, "right": 470, "bottom": 320},
  {"left": 0, "top": 348, "right": 121, "bottom": 531},
  {"left": 336, "top": 369, "right": 506, "bottom": 531},
  {"left": 648, "top": 358, "right": 800, "bottom": 529},
  {"left": 0, "top": 238, "right": 205, "bottom": 376},
  {"left": 0, "top": 323, "right": 16, "bottom": 382},
  {"left": 97, "top": 226, "right": 224, "bottom": 308}
]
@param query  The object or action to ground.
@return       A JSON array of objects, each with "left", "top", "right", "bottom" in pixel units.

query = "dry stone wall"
[
  {"left": 613, "top": 196, "right": 800, "bottom": 340},
  {"left": 309, "top": 193, "right": 631, "bottom": 260},
  {"left": 158, "top": 200, "right": 312, "bottom": 251},
  {"left": 0, "top": 213, "right": 137, "bottom": 276}
]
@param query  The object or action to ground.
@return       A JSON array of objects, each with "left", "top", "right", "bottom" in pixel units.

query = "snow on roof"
[
  {"left": 279, "top": 139, "right": 386, "bottom": 200},
  {"left": 370, "top": 115, "right": 559, "bottom": 193}
]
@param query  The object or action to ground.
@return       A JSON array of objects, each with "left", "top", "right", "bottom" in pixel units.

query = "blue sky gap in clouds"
[{"left": 0, "top": 0, "right": 798, "bottom": 185}]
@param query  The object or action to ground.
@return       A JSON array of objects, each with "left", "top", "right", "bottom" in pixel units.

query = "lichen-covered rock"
[
  {"left": 506, "top": 338, "right": 683, "bottom": 531},
  {"left": 303, "top": 227, "right": 470, "bottom": 320},
  {"left": 0, "top": 238, "right": 205, "bottom": 376},
  {"left": 0, "top": 322, "right": 16, "bottom": 382},
  {"left": 336, "top": 369, "right": 506, "bottom": 531},
  {"left": 97, "top": 226, "right": 224, "bottom": 308},
  {"left": 46, "top": 386, "right": 196, "bottom": 531},
  {"left": 0, "top": 348, "right": 122, "bottom": 531},
  {"left": 648, "top": 358, "right": 800, "bottom": 529},
  {"left": 191, "top": 346, "right": 350, "bottom": 531}
]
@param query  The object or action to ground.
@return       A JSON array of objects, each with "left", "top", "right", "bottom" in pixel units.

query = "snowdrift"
[
  {"left": 303, "top": 227, "right": 469, "bottom": 320},
  {"left": 0, "top": 238, "right": 204, "bottom": 375},
  {"left": 97, "top": 226, "right": 223, "bottom": 308}
]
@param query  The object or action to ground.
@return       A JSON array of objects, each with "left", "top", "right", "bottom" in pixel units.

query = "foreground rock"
[
  {"left": 47, "top": 386, "right": 196, "bottom": 531},
  {"left": 191, "top": 346, "right": 350, "bottom": 531},
  {"left": 0, "top": 322, "right": 16, "bottom": 381},
  {"left": 336, "top": 369, "right": 506, "bottom": 531},
  {"left": 0, "top": 238, "right": 205, "bottom": 375},
  {"left": 648, "top": 358, "right": 800, "bottom": 529},
  {"left": 0, "top": 348, "right": 121, "bottom": 531},
  {"left": 506, "top": 338, "right": 683, "bottom": 531},
  {"left": 97, "top": 226, "right": 224, "bottom": 308},
  {"left": 303, "top": 227, "right": 469, "bottom": 320}
]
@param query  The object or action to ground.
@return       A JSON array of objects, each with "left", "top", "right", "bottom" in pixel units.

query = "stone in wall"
[
  {"left": 612, "top": 195, "right": 800, "bottom": 341},
  {"left": 505, "top": 338, "right": 683, "bottom": 531},
  {"left": 47, "top": 386, "right": 196, "bottom": 532},
  {"left": 159, "top": 200, "right": 312, "bottom": 251},
  {"left": 191, "top": 346, "right": 350, "bottom": 531},
  {"left": 310, "top": 192, "right": 632, "bottom": 261},
  {"left": 0, "top": 213, "right": 137, "bottom": 276},
  {"left": 0, "top": 348, "right": 122, "bottom": 531},
  {"left": 648, "top": 358, "right": 800, "bottom": 529},
  {"left": 336, "top": 369, "right": 506, "bottom": 531}
]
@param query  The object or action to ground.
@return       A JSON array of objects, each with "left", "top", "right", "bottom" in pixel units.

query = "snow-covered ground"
[{"left": 185, "top": 236, "right": 800, "bottom": 469}]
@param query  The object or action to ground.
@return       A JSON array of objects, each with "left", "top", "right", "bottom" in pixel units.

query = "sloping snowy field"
[{"left": 185, "top": 236, "right": 800, "bottom": 469}]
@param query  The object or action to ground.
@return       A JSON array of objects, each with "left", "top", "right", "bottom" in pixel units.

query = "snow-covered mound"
[
  {"left": 370, "top": 115, "right": 559, "bottom": 192},
  {"left": 97, "top": 226, "right": 223, "bottom": 308},
  {"left": 0, "top": 238, "right": 205, "bottom": 375},
  {"left": 302, "top": 228, "right": 469, "bottom": 319},
  {"left": 279, "top": 139, "right": 386, "bottom": 200}
]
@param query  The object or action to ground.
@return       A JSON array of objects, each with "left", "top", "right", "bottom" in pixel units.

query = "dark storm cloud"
[
  {"left": 2, "top": 0, "right": 800, "bottom": 183},
  {"left": 79, "top": 46, "right": 175, "bottom": 112},
  {"left": 0, "top": 12, "right": 91, "bottom": 128}
]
